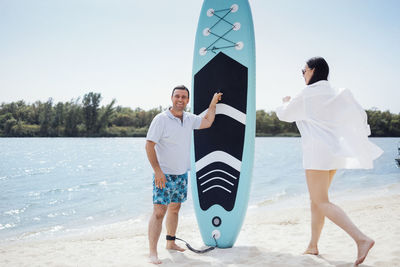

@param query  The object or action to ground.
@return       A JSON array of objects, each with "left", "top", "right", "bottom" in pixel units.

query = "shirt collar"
[
  {"left": 167, "top": 108, "right": 187, "bottom": 120},
  {"left": 308, "top": 80, "right": 330, "bottom": 88}
]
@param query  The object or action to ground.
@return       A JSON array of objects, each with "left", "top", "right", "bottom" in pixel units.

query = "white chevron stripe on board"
[
  {"left": 202, "top": 185, "right": 232, "bottom": 194},
  {"left": 195, "top": 150, "right": 241, "bottom": 173},
  {"left": 199, "top": 103, "right": 246, "bottom": 125},
  {"left": 200, "top": 177, "right": 234, "bottom": 187},
  {"left": 198, "top": 169, "right": 237, "bottom": 180}
]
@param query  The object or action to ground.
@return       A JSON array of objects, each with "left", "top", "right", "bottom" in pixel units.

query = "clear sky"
[{"left": 1, "top": 0, "right": 399, "bottom": 113}]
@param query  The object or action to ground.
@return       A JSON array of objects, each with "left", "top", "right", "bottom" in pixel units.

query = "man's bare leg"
[
  {"left": 148, "top": 204, "right": 167, "bottom": 264},
  {"left": 165, "top": 202, "right": 185, "bottom": 251}
]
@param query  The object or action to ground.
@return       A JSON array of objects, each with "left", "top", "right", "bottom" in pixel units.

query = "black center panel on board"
[{"left": 193, "top": 52, "right": 248, "bottom": 211}]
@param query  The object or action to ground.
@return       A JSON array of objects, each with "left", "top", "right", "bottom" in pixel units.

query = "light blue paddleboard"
[{"left": 191, "top": 0, "right": 255, "bottom": 248}]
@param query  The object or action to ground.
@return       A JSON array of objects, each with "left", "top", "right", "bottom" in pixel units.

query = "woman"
[{"left": 276, "top": 57, "right": 383, "bottom": 266}]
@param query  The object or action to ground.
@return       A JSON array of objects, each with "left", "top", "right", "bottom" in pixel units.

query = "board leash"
[{"left": 167, "top": 235, "right": 218, "bottom": 254}]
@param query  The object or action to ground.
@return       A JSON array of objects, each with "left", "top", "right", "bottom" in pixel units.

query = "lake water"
[{"left": 0, "top": 137, "right": 399, "bottom": 242}]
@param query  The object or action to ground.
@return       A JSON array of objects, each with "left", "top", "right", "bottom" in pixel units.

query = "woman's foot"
[
  {"left": 303, "top": 245, "right": 319, "bottom": 255},
  {"left": 355, "top": 238, "right": 375, "bottom": 265}
]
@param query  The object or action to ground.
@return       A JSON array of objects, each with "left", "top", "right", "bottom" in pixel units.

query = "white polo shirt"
[{"left": 146, "top": 109, "right": 203, "bottom": 175}]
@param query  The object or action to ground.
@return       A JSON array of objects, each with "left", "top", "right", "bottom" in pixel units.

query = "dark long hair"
[{"left": 306, "top": 57, "right": 329, "bottom": 85}]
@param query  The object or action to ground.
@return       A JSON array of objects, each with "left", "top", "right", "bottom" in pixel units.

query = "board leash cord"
[{"left": 167, "top": 235, "right": 218, "bottom": 254}]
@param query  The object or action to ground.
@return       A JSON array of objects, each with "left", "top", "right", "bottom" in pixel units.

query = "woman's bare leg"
[
  {"left": 305, "top": 170, "right": 374, "bottom": 265},
  {"left": 304, "top": 170, "right": 336, "bottom": 255}
]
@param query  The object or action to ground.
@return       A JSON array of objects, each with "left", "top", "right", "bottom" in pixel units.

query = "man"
[{"left": 145, "top": 85, "right": 222, "bottom": 264}]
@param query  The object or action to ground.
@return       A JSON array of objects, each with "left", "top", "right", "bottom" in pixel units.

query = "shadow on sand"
[
  {"left": 316, "top": 254, "right": 374, "bottom": 267},
  {"left": 157, "top": 245, "right": 370, "bottom": 266}
]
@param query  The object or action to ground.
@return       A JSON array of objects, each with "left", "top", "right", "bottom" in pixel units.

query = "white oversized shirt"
[
  {"left": 276, "top": 80, "right": 383, "bottom": 170},
  {"left": 146, "top": 109, "right": 203, "bottom": 175}
]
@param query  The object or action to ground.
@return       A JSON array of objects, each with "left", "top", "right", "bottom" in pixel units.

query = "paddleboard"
[{"left": 191, "top": 0, "right": 255, "bottom": 248}]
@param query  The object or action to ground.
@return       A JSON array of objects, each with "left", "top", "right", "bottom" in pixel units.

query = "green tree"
[
  {"left": 52, "top": 102, "right": 65, "bottom": 136},
  {"left": 64, "top": 99, "right": 81, "bottom": 137},
  {"left": 28, "top": 101, "right": 42, "bottom": 125},
  {"left": 389, "top": 113, "right": 400, "bottom": 136},
  {"left": 39, "top": 98, "right": 54, "bottom": 136},
  {"left": 4, "top": 118, "right": 17, "bottom": 136},
  {"left": 97, "top": 99, "right": 116, "bottom": 134},
  {"left": 82, "top": 92, "right": 102, "bottom": 135}
]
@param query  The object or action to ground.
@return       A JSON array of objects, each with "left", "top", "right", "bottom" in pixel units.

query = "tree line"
[{"left": 1, "top": 92, "right": 399, "bottom": 137}]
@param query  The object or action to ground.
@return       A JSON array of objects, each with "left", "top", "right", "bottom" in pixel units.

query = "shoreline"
[
  {"left": 2, "top": 182, "right": 399, "bottom": 242},
  {"left": 3, "top": 181, "right": 398, "bottom": 245},
  {"left": 1, "top": 185, "right": 399, "bottom": 266}
]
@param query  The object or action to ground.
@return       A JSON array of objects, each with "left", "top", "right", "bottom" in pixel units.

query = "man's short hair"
[{"left": 172, "top": 85, "right": 190, "bottom": 98}]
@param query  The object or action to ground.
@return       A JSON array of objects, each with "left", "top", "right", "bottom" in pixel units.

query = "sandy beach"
[{"left": 1, "top": 191, "right": 399, "bottom": 267}]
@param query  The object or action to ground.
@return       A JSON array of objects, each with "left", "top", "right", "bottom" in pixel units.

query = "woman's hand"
[{"left": 282, "top": 96, "right": 291, "bottom": 103}]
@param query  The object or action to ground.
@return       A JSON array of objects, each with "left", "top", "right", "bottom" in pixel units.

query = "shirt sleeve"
[
  {"left": 191, "top": 113, "right": 203, "bottom": 130},
  {"left": 146, "top": 115, "right": 163, "bottom": 143},
  {"left": 276, "top": 93, "right": 306, "bottom": 123},
  {"left": 342, "top": 89, "right": 371, "bottom": 136}
]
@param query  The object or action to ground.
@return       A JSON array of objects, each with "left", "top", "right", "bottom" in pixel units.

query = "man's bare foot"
[
  {"left": 149, "top": 254, "right": 162, "bottom": 265},
  {"left": 166, "top": 242, "right": 186, "bottom": 252},
  {"left": 303, "top": 246, "right": 319, "bottom": 255},
  {"left": 355, "top": 238, "right": 375, "bottom": 266}
]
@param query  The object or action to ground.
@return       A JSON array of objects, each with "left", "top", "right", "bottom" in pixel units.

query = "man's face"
[{"left": 171, "top": 89, "right": 189, "bottom": 111}]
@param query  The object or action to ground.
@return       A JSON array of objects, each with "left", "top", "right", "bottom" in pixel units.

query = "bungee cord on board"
[{"left": 200, "top": 5, "right": 243, "bottom": 55}]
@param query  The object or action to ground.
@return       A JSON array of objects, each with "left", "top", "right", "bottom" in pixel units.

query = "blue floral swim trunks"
[{"left": 153, "top": 173, "right": 188, "bottom": 205}]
